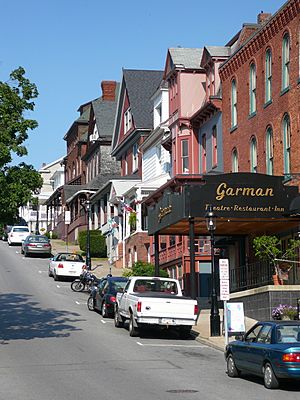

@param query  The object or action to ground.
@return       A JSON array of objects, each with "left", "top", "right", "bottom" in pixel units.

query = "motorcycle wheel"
[{"left": 71, "top": 280, "right": 85, "bottom": 292}]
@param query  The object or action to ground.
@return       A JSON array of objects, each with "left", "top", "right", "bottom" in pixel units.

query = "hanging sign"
[{"left": 65, "top": 211, "right": 71, "bottom": 225}]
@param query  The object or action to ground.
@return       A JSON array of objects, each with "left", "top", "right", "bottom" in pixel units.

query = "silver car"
[{"left": 21, "top": 235, "right": 52, "bottom": 257}]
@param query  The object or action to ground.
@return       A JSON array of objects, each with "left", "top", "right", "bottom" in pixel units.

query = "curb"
[{"left": 191, "top": 330, "right": 225, "bottom": 352}]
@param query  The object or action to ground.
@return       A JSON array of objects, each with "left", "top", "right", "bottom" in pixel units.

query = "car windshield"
[
  {"left": 110, "top": 280, "right": 128, "bottom": 293},
  {"left": 29, "top": 236, "right": 49, "bottom": 243},
  {"left": 133, "top": 279, "right": 178, "bottom": 294},
  {"left": 13, "top": 227, "right": 29, "bottom": 232},
  {"left": 276, "top": 325, "right": 300, "bottom": 343},
  {"left": 57, "top": 254, "right": 84, "bottom": 262}
]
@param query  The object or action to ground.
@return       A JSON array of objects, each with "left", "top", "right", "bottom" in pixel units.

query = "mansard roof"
[
  {"left": 92, "top": 83, "right": 120, "bottom": 137},
  {"left": 168, "top": 48, "right": 203, "bottom": 69}
]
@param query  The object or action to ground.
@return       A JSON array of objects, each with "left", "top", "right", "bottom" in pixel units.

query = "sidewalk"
[
  {"left": 192, "top": 309, "right": 257, "bottom": 351},
  {"left": 50, "top": 239, "right": 256, "bottom": 351}
]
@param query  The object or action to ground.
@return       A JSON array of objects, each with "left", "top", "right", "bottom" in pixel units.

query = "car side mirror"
[
  {"left": 117, "top": 288, "right": 124, "bottom": 293},
  {"left": 235, "top": 334, "right": 245, "bottom": 341}
]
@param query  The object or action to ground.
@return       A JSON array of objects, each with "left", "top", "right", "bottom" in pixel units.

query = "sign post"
[{"left": 219, "top": 259, "right": 230, "bottom": 345}]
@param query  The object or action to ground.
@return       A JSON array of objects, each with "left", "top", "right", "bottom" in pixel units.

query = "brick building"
[{"left": 219, "top": 0, "right": 299, "bottom": 183}]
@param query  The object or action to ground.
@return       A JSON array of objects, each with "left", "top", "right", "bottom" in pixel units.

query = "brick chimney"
[
  {"left": 101, "top": 81, "right": 117, "bottom": 101},
  {"left": 257, "top": 11, "right": 272, "bottom": 25}
]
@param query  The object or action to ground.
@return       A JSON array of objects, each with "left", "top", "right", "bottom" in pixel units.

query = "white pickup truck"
[{"left": 114, "top": 276, "right": 199, "bottom": 338}]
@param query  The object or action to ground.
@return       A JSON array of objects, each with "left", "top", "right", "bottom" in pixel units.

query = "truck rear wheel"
[
  {"left": 114, "top": 308, "right": 124, "bottom": 328},
  {"left": 129, "top": 314, "right": 139, "bottom": 337}
]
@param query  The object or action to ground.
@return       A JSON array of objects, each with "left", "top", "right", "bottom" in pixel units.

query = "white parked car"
[
  {"left": 7, "top": 226, "right": 30, "bottom": 245},
  {"left": 48, "top": 252, "right": 86, "bottom": 281}
]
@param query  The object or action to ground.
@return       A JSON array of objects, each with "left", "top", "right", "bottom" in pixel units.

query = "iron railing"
[{"left": 229, "top": 260, "right": 300, "bottom": 293}]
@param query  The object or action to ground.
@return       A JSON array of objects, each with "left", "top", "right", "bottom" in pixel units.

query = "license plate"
[
  {"left": 37, "top": 245, "right": 43, "bottom": 248},
  {"left": 159, "top": 318, "right": 176, "bottom": 325}
]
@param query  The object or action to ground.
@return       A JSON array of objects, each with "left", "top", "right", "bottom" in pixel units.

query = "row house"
[
  {"left": 65, "top": 81, "right": 121, "bottom": 243},
  {"left": 20, "top": 157, "right": 64, "bottom": 234},
  {"left": 46, "top": 81, "right": 121, "bottom": 242},
  {"left": 46, "top": 99, "right": 90, "bottom": 239},
  {"left": 146, "top": 46, "right": 236, "bottom": 297},
  {"left": 109, "top": 69, "right": 164, "bottom": 268}
]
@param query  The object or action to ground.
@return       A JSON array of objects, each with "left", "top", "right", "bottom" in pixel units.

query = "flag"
[{"left": 120, "top": 201, "right": 135, "bottom": 213}]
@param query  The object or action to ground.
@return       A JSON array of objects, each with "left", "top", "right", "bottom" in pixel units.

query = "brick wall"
[{"left": 220, "top": 1, "right": 300, "bottom": 182}]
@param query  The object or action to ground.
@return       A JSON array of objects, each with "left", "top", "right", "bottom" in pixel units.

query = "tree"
[
  {"left": 122, "top": 261, "right": 169, "bottom": 277},
  {"left": 253, "top": 235, "right": 300, "bottom": 280},
  {"left": 0, "top": 67, "right": 42, "bottom": 223}
]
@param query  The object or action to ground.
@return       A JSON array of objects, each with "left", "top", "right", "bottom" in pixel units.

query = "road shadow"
[
  {"left": 239, "top": 373, "right": 300, "bottom": 391},
  {"left": 0, "top": 293, "right": 84, "bottom": 343},
  {"left": 125, "top": 323, "right": 196, "bottom": 341}
]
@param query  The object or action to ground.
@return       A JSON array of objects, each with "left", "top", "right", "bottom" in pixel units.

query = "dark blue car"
[
  {"left": 225, "top": 321, "right": 300, "bottom": 389},
  {"left": 87, "top": 276, "right": 128, "bottom": 318}
]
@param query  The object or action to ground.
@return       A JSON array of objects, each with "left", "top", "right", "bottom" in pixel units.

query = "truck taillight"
[
  {"left": 194, "top": 305, "right": 199, "bottom": 315},
  {"left": 282, "top": 353, "right": 300, "bottom": 362},
  {"left": 58, "top": 263, "right": 64, "bottom": 268},
  {"left": 137, "top": 301, "right": 142, "bottom": 312}
]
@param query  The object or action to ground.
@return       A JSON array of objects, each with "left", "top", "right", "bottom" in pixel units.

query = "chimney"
[
  {"left": 101, "top": 81, "right": 117, "bottom": 101},
  {"left": 257, "top": 11, "right": 272, "bottom": 25}
]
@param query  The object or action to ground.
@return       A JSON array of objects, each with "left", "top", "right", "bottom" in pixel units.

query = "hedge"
[{"left": 78, "top": 229, "right": 107, "bottom": 258}]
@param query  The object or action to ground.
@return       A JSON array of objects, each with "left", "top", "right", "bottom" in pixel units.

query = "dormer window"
[
  {"left": 90, "top": 124, "right": 98, "bottom": 141},
  {"left": 124, "top": 108, "right": 132, "bottom": 133}
]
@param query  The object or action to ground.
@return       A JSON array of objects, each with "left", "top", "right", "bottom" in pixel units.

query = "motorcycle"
[{"left": 71, "top": 269, "right": 98, "bottom": 292}]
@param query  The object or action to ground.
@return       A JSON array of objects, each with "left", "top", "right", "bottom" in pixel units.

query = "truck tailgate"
[{"left": 138, "top": 296, "right": 196, "bottom": 320}]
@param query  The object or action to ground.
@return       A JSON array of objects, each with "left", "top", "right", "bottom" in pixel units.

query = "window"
[
  {"left": 181, "top": 140, "right": 189, "bottom": 173},
  {"left": 283, "top": 114, "right": 291, "bottom": 176},
  {"left": 132, "top": 143, "right": 138, "bottom": 171},
  {"left": 232, "top": 148, "right": 238, "bottom": 172},
  {"left": 201, "top": 134, "right": 206, "bottom": 173},
  {"left": 124, "top": 108, "right": 132, "bottom": 133},
  {"left": 249, "top": 63, "right": 256, "bottom": 114},
  {"left": 282, "top": 33, "right": 290, "bottom": 90},
  {"left": 212, "top": 125, "right": 217, "bottom": 167},
  {"left": 231, "top": 79, "right": 237, "bottom": 128},
  {"left": 256, "top": 325, "right": 272, "bottom": 344},
  {"left": 266, "top": 127, "right": 274, "bottom": 175},
  {"left": 250, "top": 136, "right": 257, "bottom": 173},
  {"left": 265, "top": 49, "right": 272, "bottom": 103}
]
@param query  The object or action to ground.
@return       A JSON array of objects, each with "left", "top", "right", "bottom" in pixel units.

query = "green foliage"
[
  {"left": 253, "top": 235, "right": 300, "bottom": 275},
  {"left": 122, "top": 261, "right": 169, "bottom": 277},
  {"left": 128, "top": 212, "right": 137, "bottom": 230},
  {"left": 0, "top": 67, "right": 42, "bottom": 223},
  {"left": 45, "top": 231, "right": 58, "bottom": 239},
  {"left": 78, "top": 229, "right": 107, "bottom": 258}
]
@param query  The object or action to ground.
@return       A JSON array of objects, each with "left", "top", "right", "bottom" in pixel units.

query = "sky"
[{"left": 0, "top": 0, "right": 286, "bottom": 170}]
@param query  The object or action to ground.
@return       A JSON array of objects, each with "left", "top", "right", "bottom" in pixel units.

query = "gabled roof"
[
  {"left": 92, "top": 83, "right": 120, "bottom": 137},
  {"left": 168, "top": 48, "right": 203, "bottom": 69},
  {"left": 123, "top": 69, "right": 163, "bottom": 129},
  {"left": 111, "top": 69, "right": 163, "bottom": 156}
]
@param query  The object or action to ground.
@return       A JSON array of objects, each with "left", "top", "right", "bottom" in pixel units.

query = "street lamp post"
[
  {"left": 205, "top": 204, "right": 221, "bottom": 337},
  {"left": 85, "top": 198, "right": 91, "bottom": 270}
]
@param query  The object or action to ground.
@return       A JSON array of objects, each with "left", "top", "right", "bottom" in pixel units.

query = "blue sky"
[{"left": 0, "top": 0, "right": 286, "bottom": 170}]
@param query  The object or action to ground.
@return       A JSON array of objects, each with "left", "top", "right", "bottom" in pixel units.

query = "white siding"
[{"left": 143, "top": 147, "right": 158, "bottom": 181}]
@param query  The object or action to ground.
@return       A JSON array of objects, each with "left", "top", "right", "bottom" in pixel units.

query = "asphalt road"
[{"left": 0, "top": 240, "right": 299, "bottom": 400}]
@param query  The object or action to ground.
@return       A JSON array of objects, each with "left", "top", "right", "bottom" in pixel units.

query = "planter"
[{"left": 272, "top": 274, "right": 283, "bottom": 285}]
